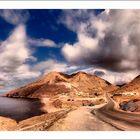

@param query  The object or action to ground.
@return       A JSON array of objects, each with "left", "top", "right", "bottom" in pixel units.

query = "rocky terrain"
[
  {"left": 119, "top": 99, "right": 140, "bottom": 112},
  {"left": 0, "top": 71, "right": 119, "bottom": 131},
  {"left": 6, "top": 71, "right": 118, "bottom": 99},
  {"left": 0, "top": 109, "right": 71, "bottom": 131},
  {"left": 6, "top": 71, "right": 140, "bottom": 113},
  {"left": 112, "top": 75, "right": 140, "bottom": 112},
  {"left": 2, "top": 71, "right": 140, "bottom": 131},
  {"left": 113, "top": 75, "right": 140, "bottom": 95}
]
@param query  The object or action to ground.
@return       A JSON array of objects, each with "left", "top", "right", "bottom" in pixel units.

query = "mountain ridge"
[
  {"left": 6, "top": 71, "right": 118, "bottom": 98},
  {"left": 113, "top": 74, "right": 140, "bottom": 94}
]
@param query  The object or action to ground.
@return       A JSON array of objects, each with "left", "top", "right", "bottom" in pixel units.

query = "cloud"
[
  {"left": 0, "top": 24, "right": 41, "bottom": 92},
  {"left": 60, "top": 10, "right": 96, "bottom": 32},
  {"left": 0, "top": 24, "right": 36, "bottom": 72},
  {"left": 0, "top": 10, "right": 64, "bottom": 92},
  {"left": 28, "top": 38, "right": 57, "bottom": 47},
  {"left": 81, "top": 67, "right": 139, "bottom": 85},
  {"left": 33, "top": 59, "right": 79, "bottom": 74},
  {"left": 61, "top": 10, "right": 140, "bottom": 73},
  {"left": 0, "top": 10, "right": 58, "bottom": 48},
  {"left": 0, "top": 10, "right": 29, "bottom": 25},
  {"left": 99, "top": 70, "right": 139, "bottom": 85}
]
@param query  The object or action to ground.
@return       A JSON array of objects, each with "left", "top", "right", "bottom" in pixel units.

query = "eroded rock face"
[
  {"left": 120, "top": 100, "right": 137, "bottom": 112},
  {"left": 119, "top": 99, "right": 140, "bottom": 112},
  {"left": 6, "top": 71, "right": 117, "bottom": 98}
]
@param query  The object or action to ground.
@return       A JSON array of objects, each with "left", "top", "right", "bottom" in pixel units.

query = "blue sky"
[
  {"left": 0, "top": 10, "right": 76, "bottom": 62},
  {"left": 0, "top": 10, "right": 102, "bottom": 65},
  {"left": 0, "top": 9, "right": 140, "bottom": 93}
]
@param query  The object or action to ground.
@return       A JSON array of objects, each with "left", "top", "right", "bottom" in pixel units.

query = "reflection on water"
[{"left": 0, "top": 97, "right": 46, "bottom": 122}]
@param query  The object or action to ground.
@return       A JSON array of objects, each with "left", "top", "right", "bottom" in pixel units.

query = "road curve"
[{"left": 94, "top": 94, "right": 140, "bottom": 130}]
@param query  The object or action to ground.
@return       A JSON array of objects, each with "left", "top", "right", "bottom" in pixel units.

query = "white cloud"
[
  {"left": 15, "top": 65, "right": 40, "bottom": 79},
  {"left": 33, "top": 59, "right": 79, "bottom": 74},
  {"left": 0, "top": 24, "right": 36, "bottom": 71},
  {"left": 0, "top": 10, "right": 29, "bottom": 25},
  {"left": 81, "top": 67, "right": 139, "bottom": 85},
  {"left": 98, "top": 70, "right": 139, "bottom": 85},
  {"left": 0, "top": 25, "right": 41, "bottom": 92},
  {"left": 62, "top": 33, "right": 99, "bottom": 64},
  {"left": 61, "top": 10, "right": 140, "bottom": 73},
  {"left": 60, "top": 10, "right": 96, "bottom": 32},
  {"left": 0, "top": 10, "right": 57, "bottom": 48},
  {"left": 28, "top": 38, "right": 57, "bottom": 47}
]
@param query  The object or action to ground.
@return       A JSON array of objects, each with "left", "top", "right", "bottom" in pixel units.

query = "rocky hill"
[
  {"left": 113, "top": 75, "right": 140, "bottom": 95},
  {"left": 111, "top": 75, "right": 140, "bottom": 106},
  {"left": 6, "top": 71, "right": 118, "bottom": 98}
]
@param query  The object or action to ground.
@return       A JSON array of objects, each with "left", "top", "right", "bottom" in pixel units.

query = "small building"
[
  {"left": 113, "top": 92, "right": 138, "bottom": 96},
  {"left": 122, "top": 92, "right": 138, "bottom": 96}
]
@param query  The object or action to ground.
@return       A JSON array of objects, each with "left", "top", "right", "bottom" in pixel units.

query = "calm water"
[{"left": 0, "top": 97, "right": 46, "bottom": 122}]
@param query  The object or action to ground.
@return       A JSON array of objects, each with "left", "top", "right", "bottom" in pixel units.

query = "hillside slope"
[
  {"left": 6, "top": 71, "right": 118, "bottom": 98},
  {"left": 113, "top": 75, "right": 140, "bottom": 94}
]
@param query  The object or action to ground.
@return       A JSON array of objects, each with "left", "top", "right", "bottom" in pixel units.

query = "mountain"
[
  {"left": 6, "top": 71, "right": 118, "bottom": 98},
  {"left": 111, "top": 75, "right": 140, "bottom": 105},
  {"left": 113, "top": 75, "right": 140, "bottom": 95},
  {"left": 111, "top": 75, "right": 140, "bottom": 112}
]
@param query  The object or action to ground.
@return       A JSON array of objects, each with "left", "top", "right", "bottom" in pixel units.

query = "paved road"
[{"left": 94, "top": 94, "right": 140, "bottom": 130}]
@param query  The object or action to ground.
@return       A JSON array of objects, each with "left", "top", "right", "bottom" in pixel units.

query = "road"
[
  {"left": 48, "top": 106, "right": 118, "bottom": 131},
  {"left": 47, "top": 94, "right": 140, "bottom": 131},
  {"left": 94, "top": 93, "right": 140, "bottom": 130}
]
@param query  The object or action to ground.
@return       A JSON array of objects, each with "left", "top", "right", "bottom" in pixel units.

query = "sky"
[{"left": 0, "top": 9, "right": 140, "bottom": 93}]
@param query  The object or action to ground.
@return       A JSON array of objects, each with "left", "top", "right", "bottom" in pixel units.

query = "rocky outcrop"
[{"left": 120, "top": 99, "right": 140, "bottom": 112}]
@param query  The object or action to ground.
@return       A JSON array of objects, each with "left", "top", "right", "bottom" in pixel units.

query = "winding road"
[
  {"left": 94, "top": 93, "right": 140, "bottom": 130},
  {"left": 47, "top": 94, "right": 140, "bottom": 131}
]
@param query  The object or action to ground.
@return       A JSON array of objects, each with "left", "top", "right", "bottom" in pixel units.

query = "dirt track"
[{"left": 48, "top": 106, "right": 118, "bottom": 131}]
